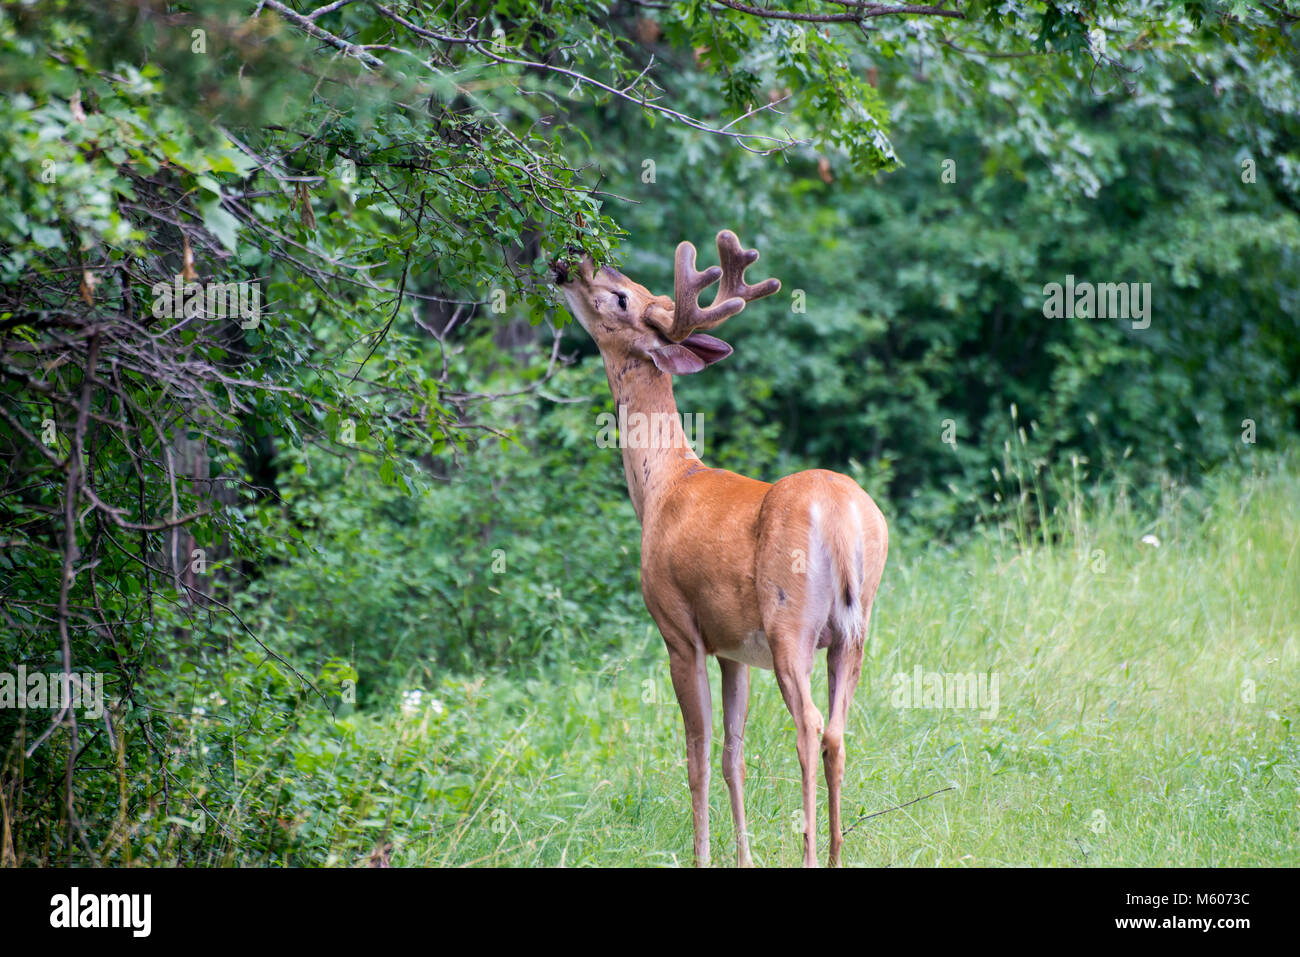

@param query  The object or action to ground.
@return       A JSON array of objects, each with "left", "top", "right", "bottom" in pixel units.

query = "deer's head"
[{"left": 553, "top": 230, "right": 780, "bottom": 375}]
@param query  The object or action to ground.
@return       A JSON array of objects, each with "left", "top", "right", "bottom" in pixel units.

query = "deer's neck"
[{"left": 601, "top": 356, "right": 702, "bottom": 524}]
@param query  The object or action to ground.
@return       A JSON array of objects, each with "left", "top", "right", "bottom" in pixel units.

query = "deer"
[{"left": 553, "top": 230, "right": 888, "bottom": 867}]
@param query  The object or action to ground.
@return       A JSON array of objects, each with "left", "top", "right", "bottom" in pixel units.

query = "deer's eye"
[{"left": 615, "top": 292, "right": 628, "bottom": 311}]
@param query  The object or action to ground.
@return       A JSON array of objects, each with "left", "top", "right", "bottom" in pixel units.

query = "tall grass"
[
  {"left": 74, "top": 450, "right": 1294, "bottom": 866},
  {"left": 273, "top": 450, "right": 1299, "bottom": 867}
]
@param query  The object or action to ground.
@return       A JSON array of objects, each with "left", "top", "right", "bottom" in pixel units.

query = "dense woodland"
[{"left": 1, "top": 1, "right": 1298, "bottom": 865}]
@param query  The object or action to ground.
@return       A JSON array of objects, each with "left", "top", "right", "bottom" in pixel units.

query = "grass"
[
  {"left": 20, "top": 450, "right": 1285, "bottom": 867},
  {"left": 283, "top": 452, "right": 1298, "bottom": 867}
]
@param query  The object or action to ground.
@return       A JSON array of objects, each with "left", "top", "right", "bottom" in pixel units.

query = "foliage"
[
  {"left": 27, "top": 447, "right": 1295, "bottom": 866},
  {"left": 1, "top": 0, "right": 1298, "bottom": 864}
]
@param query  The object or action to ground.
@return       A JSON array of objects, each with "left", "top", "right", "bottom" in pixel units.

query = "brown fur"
[{"left": 556, "top": 233, "right": 888, "bottom": 866}]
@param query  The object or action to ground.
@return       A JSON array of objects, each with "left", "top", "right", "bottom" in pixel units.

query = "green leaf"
[{"left": 198, "top": 196, "right": 240, "bottom": 252}]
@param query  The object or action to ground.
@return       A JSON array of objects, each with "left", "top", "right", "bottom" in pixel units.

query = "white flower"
[
  {"left": 1139, "top": 534, "right": 1160, "bottom": 548},
  {"left": 400, "top": 689, "right": 424, "bottom": 715}
]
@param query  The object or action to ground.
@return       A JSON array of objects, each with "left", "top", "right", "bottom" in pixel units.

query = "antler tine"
[
  {"left": 714, "top": 229, "right": 781, "bottom": 305},
  {"left": 658, "top": 241, "right": 741, "bottom": 341},
  {"left": 655, "top": 230, "right": 781, "bottom": 342}
]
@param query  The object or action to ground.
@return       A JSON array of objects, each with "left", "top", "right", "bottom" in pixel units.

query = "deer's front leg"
[
  {"left": 664, "top": 634, "right": 713, "bottom": 867},
  {"left": 719, "top": 657, "right": 753, "bottom": 867}
]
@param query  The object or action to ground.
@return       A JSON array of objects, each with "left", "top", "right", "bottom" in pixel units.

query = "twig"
[
  {"left": 259, "top": 0, "right": 385, "bottom": 68},
  {"left": 841, "top": 786, "right": 955, "bottom": 836},
  {"left": 712, "top": 0, "right": 964, "bottom": 23}
]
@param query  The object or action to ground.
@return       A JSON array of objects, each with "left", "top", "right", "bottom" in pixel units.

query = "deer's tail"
[{"left": 818, "top": 486, "right": 888, "bottom": 646}]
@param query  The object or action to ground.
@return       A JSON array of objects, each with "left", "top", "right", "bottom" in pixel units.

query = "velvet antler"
[{"left": 648, "top": 230, "right": 781, "bottom": 342}]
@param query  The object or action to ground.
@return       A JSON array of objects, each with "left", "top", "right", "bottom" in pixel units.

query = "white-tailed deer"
[{"left": 554, "top": 230, "right": 888, "bottom": 867}]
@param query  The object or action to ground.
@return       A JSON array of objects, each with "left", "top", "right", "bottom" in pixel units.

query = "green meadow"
[{"left": 229, "top": 454, "right": 1298, "bottom": 868}]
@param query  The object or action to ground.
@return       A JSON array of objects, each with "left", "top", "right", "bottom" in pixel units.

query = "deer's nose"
[
  {"left": 552, "top": 253, "right": 595, "bottom": 286},
  {"left": 551, "top": 247, "right": 589, "bottom": 285}
]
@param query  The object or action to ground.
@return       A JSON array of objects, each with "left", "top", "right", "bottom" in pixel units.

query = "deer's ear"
[
  {"left": 641, "top": 299, "right": 676, "bottom": 336},
  {"left": 648, "top": 332, "right": 732, "bottom": 375}
]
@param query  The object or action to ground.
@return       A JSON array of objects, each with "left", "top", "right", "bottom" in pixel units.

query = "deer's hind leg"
[
  {"left": 755, "top": 494, "right": 838, "bottom": 866},
  {"left": 823, "top": 608, "right": 870, "bottom": 866},
  {"left": 759, "top": 572, "right": 829, "bottom": 867},
  {"left": 768, "top": 625, "right": 823, "bottom": 867}
]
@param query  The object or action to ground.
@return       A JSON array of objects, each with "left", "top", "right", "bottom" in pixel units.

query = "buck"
[{"left": 554, "top": 230, "right": 888, "bottom": 867}]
